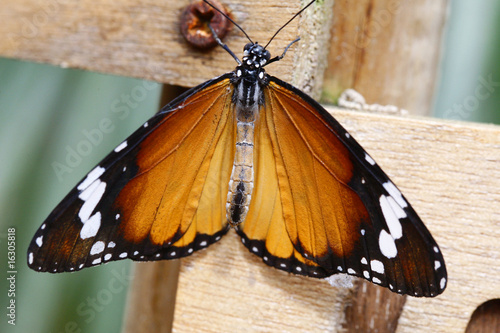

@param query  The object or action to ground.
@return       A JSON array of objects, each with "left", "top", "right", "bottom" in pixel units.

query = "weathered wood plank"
[
  {"left": 0, "top": 0, "right": 312, "bottom": 88},
  {"left": 323, "top": 0, "right": 448, "bottom": 115}
]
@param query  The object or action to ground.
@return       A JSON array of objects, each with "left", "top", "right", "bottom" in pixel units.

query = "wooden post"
[
  {"left": 2, "top": 1, "right": 499, "bottom": 332},
  {"left": 323, "top": 0, "right": 449, "bottom": 115}
]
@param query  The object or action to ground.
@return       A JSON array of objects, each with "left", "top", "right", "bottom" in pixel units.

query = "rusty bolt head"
[{"left": 180, "top": 0, "right": 231, "bottom": 49}]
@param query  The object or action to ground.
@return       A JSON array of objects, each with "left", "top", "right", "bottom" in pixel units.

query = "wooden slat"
[
  {"left": 322, "top": 0, "right": 448, "bottom": 115},
  {"left": 172, "top": 109, "right": 500, "bottom": 332},
  {"left": 0, "top": 0, "right": 308, "bottom": 88}
]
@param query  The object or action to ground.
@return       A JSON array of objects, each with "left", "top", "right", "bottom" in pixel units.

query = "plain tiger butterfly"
[{"left": 28, "top": 0, "right": 446, "bottom": 297}]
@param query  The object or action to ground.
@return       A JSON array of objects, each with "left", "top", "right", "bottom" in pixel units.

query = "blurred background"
[{"left": 0, "top": 1, "right": 499, "bottom": 332}]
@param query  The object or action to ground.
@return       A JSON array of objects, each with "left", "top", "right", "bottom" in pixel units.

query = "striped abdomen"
[{"left": 226, "top": 79, "right": 260, "bottom": 226}]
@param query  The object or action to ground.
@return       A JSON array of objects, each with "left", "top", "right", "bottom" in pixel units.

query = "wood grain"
[
  {"left": 0, "top": 0, "right": 310, "bottom": 88},
  {"left": 323, "top": 0, "right": 448, "bottom": 115},
  {"left": 172, "top": 108, "right": 500, "bottom": 332}
]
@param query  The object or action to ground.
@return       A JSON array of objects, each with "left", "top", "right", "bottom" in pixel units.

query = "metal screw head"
[{"left": 180, "top": 0, "right": 231, "bottom": 49}]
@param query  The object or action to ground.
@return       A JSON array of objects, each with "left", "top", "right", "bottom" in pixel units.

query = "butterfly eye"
[
  {"left": 263, "top": 49, "right": 271, "bottom": 61},
  {"left": 243, "top": 42, "right": 254, "bottom": 53}
]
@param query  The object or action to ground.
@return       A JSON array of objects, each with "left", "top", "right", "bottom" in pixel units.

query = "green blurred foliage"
[
  {"left": 0, "top": 58, "right": 161, "bottom": 333},
  {"left": 433, "top": 0, "right": 500, "bottom": 124}
]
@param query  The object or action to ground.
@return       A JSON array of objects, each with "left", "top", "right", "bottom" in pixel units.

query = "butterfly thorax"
[{"left": 226, "top": 43, "right": 270, "bottom": 227}]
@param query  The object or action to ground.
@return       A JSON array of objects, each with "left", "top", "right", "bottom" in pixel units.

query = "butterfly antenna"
[
  {"left": 263, "top": 0, "right": 316, "bottom": 50},
  {"left": 202, "top": 0, "right": 253, "bottom": 44}
]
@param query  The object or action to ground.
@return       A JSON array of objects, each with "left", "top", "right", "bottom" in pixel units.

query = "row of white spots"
[
  {"left": 77, "top": 165, "right": 107, "bottom": 241},
  {"left": 78, "top": 180, "right": 106, "bottom": 222},
  {"left": 87, "top": 237, "right": 214, "bottom": 265},
  {"left": 380, "top": 194, "right": 405, "bottom": 239},
  {"left": 114, "top": 140, "right": 128, "bottom": 153},
  {"left": 378, "top": 181, "right": 408, "bottom": 259},
  {"left": 433, "top": 246, "right": 446, "bottom": 290}
]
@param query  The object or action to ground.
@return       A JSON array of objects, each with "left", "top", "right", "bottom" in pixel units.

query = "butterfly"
[{"left": 27, "top": 0, "right": 446, "bottom": 297}]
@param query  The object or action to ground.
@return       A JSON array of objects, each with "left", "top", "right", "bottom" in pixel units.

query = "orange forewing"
[{"left": 116, "top": 79, "right": 235, "bottom": 247}]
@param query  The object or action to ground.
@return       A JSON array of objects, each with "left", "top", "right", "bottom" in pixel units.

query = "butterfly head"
[
  {"left": 242, "top": 43, "right": 271, "bottom": 69},
  {"left": 234, "top": 42, "right": 271, "bottom": 82}
]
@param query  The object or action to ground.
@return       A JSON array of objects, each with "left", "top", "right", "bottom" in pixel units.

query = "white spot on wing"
[
  {"left": 252, "top": 246, "right": 258, "bottom": 253},
  {"left": 29, "top": 252, "right": 34, "bottom": 265},
  {"left": 379, "top": 230, "right": 397, "bottom": 258},
  {"left": 370, "top": 260, "right": 385, "bottom": 274},
  {"left": 92, "top": 258, "right": 102, "bottom": 265},
  {"left": 41, "top": 224, "right": 46, "bottom": 230},
  {"left": 440, "top": 277, "right": 446, "bottom": 289},
  {"left": 383, "top": 181, "right": 408, "bottom": 208},
  {"left": 363, "top": 271, "right": 370, "bottom": 279},
  {"left": 104, "top": 254, "right": 112, "bottom": 261},
  {"left": 347, "top": 268, "right": 356, "bottom": 274},
  {"left": 114, "top": 140, "right": 128, "bottom": 153},
  {"left": 433, "top": 246, "right": 439, "bottom": 253},
  {"left": 365, "top": 153, "right": 376, "bottom": 165},
  {"left": 379, "top": 195, "right": 404, "bottom": 239},
  {"left": 90, "top": 241, "right": 105, "bottom": 255},
  {"left": 337, "top": 266, "right": 343, "bottom": 272},
  {"left": 36, "top": 236, "right": 43, "bottom": 247},
  {"left": 361, "top": 257, "right": 367, "bottom": 265},
  {"left": 78, "top": 181, "right": 106, "bottom": 222},
  {"left": 78, "top": 179, "right": 100, "bottom": 201},
  {"left": 80, "top": 212, "right": 101, "bottom": 239},
  {"left": 199, "top": 241, "right": 207, "bottom": 247},
  {"left": 119, "top": 252, "right": 127, "bottom": 258},
  {"left": 108, "top": 241, "right": 116, "bottom": 248},
  {"left": 295, "top": 266, "right": 302, "bottom": 272},
  {"left": 372, "top": 277, "right": 382, "bottom": 284},
  {"left": 77, "top": 166, "right": 105, "bottom": 191}
]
